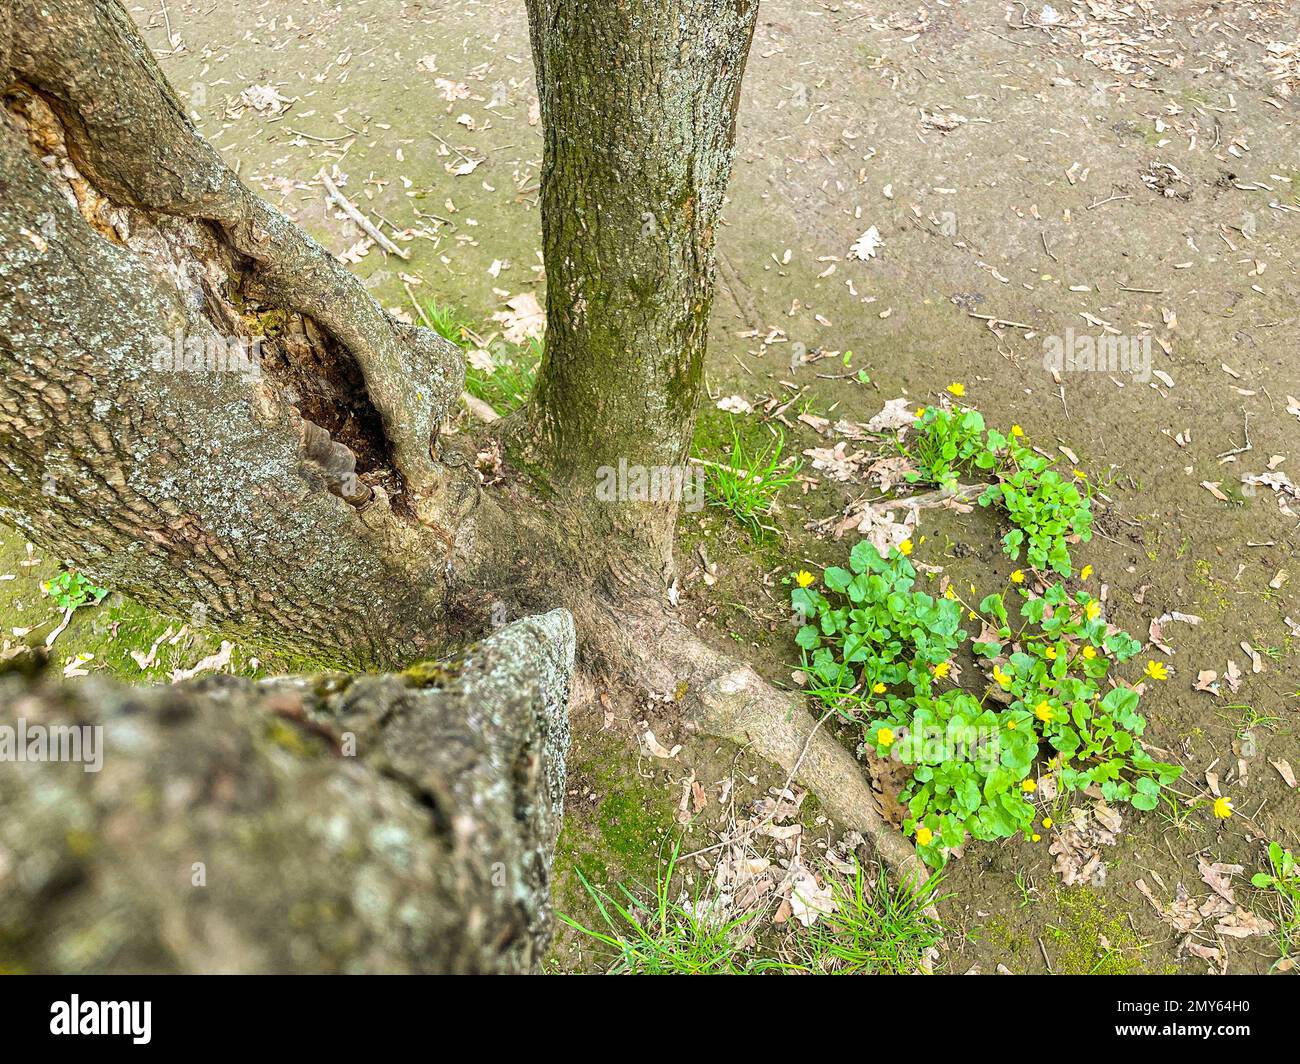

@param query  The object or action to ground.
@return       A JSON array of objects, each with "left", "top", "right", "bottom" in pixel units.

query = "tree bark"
[
  {"left": 0, "top": 0, "right": 475, "bottom": 667},
  {"left": 520, "top": 0, "right": 759, "bottom": 570},
  {"left": 0, "top": 611, "right": 574, "bottom": 974}
]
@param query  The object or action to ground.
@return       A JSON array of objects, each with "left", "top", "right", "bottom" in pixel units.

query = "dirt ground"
[{"left": 6, "top": 0, "right": 1297, "bottom": 973}]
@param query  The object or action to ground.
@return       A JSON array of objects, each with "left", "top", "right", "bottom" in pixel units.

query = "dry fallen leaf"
[
  {"left": 866, "top": 397, "right": 914, "bottom": 433},
  {"left": 171, "top": 640, "right": 233, "bottom": 683},
  {"left": 848, "top": 225, "right": 884, "bottom": 261},
  {"left": 787, "top": 864, "right": 837, "bottom": 928},
  {"left": 491, "top": 292, "right": 545, "bottom": 345},
  {"left": 716, "top": 394, "right": 754, "bottom": 415},
  {"left": 641, "top": 730, "right": 681, "bottom": 759},
  {"left": 1197, "top": 855, "right": 1242, "bottom": 905},
  {"left": 1214, "top": 909, "right": 1276, "bottom": 939}
]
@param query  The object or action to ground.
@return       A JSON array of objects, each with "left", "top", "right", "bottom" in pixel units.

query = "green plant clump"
[
  {"left": 560, "top": 841, "right": 789, "bottom": 975},
  {"left": 792, "top": 539, "right": 965, "bottom": 708},
  {"left": 905, "top": 407, "right": 1093, "bottom": 575},
  {"left": 701, "top": 423, "right": 800, "bottom": 541},
  {"left": 561, "top": 840, "right": 943, "bottom": 975},
  {"left": 41, "top": 569, "right": 108, "bottom": 612},
  {"left": 791, "top": 542, "right": 1181, "bottom": 867},
  {"left": 1252, "top": 841, "right": 1299, "bottom": 967}
]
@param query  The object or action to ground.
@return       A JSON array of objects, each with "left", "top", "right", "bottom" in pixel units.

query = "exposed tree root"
[{"left": 622, "top": 613, "right": 926, "bottom": 888}]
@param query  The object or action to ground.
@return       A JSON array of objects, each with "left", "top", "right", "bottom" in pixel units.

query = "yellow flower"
[
  {"left": 1021, "top": 778, "right": 1037, "bottom": 793},
  {"left": 1045, "top": 647, "right": 1058, "bottom": 660},
  {"left": 1007, "top": 719, "right": 1017, "bottom": 730},
  {"left": 933, "top": 661, "right": 952, "bottom": 679},
  {"left": 1031, "top": 833, "right": 1042, "bottom": 843},
  {"left": 1144, "top": 659, "right": 1168, "bottom": 682},
  {"left": 968, "top": 610, "right": 978, "bottom": 621},
  {"left": 992, "top": 665, "right": 1011, "bottom": 687},
  {"left": 1073, "top": 469, "right": 1087, "bottom": 480},
  {"left": 1010, "top": 569, "right": 1025, "bottom": 585},
  {"left": 1011, "top": 424, "right": 1024, "bottom": 438},
  {"left": 946, "top": 382, "right": 966, "bottom": 397},
  {"left": 1034, "top": 700, "right": 1053, "bottom": 723},
  {"left": 1213, "top": 796, "right": 1234, "bottom": 820},
  {"left": 1080, "top": 564, "right": 1094, "bottom": 580},
  {"left": 1084, "top": 601, "right": 1100, "bottom": 621},
  {"left": 1082, "top": 645, "right": 1097, "bottom": 660},
  {"left": 877, "top": 727, "right": 896, "bottom": 748},
  {"left": 943, "top": 586, "right": 956, "bottom": 600},
  {"left": 915, "top": 826, "right": 934, "bottom": 847},
  {"left": 872, "top": 681, "right": 887, "bottom": 694},
  {"left": 1041, "top": 817, "right": 1053, "bottom": 829},
  {"left": 795, "top": 570, "right": 815, "bottom": 588},
  {"left": 898, "top": 539, "right": 913, "bottom": 557},
  {"left": 914, "top": 406, "right": 927, "bottom": 419}
]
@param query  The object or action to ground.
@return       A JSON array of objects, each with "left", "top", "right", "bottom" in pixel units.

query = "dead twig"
[{"left": 318, "top": 168, "right": 410, "bottom": 260}]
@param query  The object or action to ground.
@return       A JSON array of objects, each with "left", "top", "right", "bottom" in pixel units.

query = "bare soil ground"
[{"left": 5, "top": 0, "right": 1297, "bottom": 973}]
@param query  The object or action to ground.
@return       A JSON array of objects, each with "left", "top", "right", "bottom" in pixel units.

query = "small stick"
[
  {"left": 1086, "top": 192, "right": 1131, "bottom": 211},
  {"left": 430, "top": 131, "right": 473, "bottom": 166},
  {"left": 404, "top": 283, "right": 433, "bottom": 328},
  {"left": 969, "top": 312, "right": 1034, "bottom": 329},
  {"left": 1215, "top": 410, "right": 1251, "bottom": 460},
  {"left": 288, "top": 127, "right": 356, "bottom": 144},
  {"left": 318, "top": 168, "right": 410, "bottom": 260}
]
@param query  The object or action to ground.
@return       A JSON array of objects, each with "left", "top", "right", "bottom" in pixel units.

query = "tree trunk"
[
  {"left": 0, "top": 0, "right": 760, "bottom": 656},
  {"left": 0, "top": 612, "right": 574, "bottom": 974},
  {"left": 0, "top": 0, "right": 474, "bottom": 667},
  {"left": 520, "top": 0, "right": 758, "bottom": 571}
]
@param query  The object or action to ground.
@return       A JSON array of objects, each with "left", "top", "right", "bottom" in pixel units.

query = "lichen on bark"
[{"left": 0, "top": 611, "right": 574, "bottom": 974}]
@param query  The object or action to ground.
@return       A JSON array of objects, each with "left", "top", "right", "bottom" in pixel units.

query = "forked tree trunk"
[
  {"left": 0, "top": 612, "right": 574, "bottom": 973},
  {"left": 0, "top": 0, "right": 923, "bottom": 962},
  {"left": 0, "top": 0, "right": 758, "bottom": 657}
]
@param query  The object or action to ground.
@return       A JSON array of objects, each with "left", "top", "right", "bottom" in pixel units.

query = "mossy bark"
[
  {"left": 0, "top": 612, "right": 574, "bottom": 974},
  {"left": 520, "top": 0, "right": 758, "bottom": 568}
]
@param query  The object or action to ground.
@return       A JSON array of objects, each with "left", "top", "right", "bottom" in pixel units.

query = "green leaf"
[{"left": 823, "top": 566, "right": 853, "bottom": 592}]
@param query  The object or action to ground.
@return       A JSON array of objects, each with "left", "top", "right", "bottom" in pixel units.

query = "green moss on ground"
[{"left": 1046, "top": 887, "right": 1153, "bottom": 974}]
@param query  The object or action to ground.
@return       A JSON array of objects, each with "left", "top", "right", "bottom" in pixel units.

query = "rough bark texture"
[
  {"left": 0, "top": 611, "right": 574, "bottom": 974},
  {"left": 520, "top": 0, "right": 759, "bottom": 569},
  {"left": 0, "top": 0, "right": 473, "bottom": 666}
]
